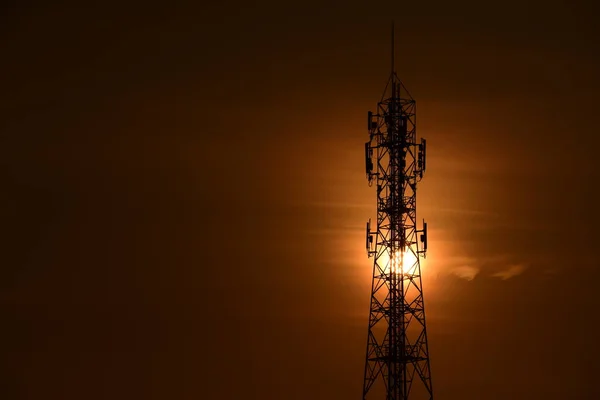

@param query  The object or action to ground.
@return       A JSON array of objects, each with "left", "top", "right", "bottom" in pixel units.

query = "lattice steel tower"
[{"left": 362, "top": 24, "right": 433, "bottom": 400}]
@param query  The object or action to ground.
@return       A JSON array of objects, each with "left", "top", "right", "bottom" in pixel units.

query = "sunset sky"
[{"left": 2, "top": 1, "right": 600, "bottom": 399}]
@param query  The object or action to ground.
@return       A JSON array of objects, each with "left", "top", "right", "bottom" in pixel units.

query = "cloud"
[
  {"left": 450, "top": 265, "right": 480, "bottom": 281},
  {"left": 491, "top": 264, "right": 526, "bottom": 280},
  {"left": 436, "top": 207, "right": 500, "bottom": 217},
  {"left": 305, "top": 201, "right": 371, "bottom": 209}
]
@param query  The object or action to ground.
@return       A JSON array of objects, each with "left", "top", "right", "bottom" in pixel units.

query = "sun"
[{"left": 390, "top": 247, "right": 419, "bottom": 276}]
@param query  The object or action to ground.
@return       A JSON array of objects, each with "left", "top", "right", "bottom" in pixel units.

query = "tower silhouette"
[{"left": 362, "top": 23, "right": 433, "bottom": 400}]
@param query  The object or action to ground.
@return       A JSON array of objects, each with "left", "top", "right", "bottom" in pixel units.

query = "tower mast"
[{"left": 362, "top": 23, "right": 433, "bottom": 400}]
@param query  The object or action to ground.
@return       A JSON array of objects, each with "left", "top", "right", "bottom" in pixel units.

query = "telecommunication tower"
[{"left": 362, "top": 24, "right": 433, "bottom": 400}]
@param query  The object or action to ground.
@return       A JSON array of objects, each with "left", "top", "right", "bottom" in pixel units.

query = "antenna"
[
  {"left": 361, "top": 25, "right": 433, "bottom": 400},
  {"left": 391, "top": 21, "right": 395, "bottom": 77}
]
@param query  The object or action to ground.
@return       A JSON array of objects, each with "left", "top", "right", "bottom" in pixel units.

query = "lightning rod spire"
[{"left": 391, "top": 21, "right": 395, "bottom": 79}]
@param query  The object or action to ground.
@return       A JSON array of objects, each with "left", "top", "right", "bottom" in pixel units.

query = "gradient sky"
[{"left": 2, "top": 1, "right": 600, "bottom": 399}]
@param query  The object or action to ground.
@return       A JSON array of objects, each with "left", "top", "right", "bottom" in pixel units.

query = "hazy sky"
[{"left": 2, "top": 1, "right": 600, "bottom": 399}]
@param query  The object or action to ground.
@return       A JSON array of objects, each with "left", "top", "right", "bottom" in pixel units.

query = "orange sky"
[{"left": 2, "top": 0, "right": 600, "bottom": 399}]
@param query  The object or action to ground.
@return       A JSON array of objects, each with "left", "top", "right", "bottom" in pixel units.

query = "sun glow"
[{"left": 388, "top": 247, "right": 419, "bottom": 276}]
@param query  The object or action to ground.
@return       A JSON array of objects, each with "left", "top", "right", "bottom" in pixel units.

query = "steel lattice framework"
[{"left": 362, "top": 29, "right": 433, "bottom": 400}]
